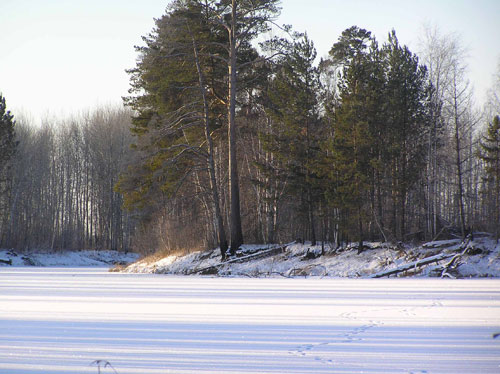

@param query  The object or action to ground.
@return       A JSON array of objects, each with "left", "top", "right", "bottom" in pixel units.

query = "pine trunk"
[
  {"left": 453, "top": 85, "right": 466, "bottom": 238},
  {"left": 228, "top": 0, "right": 243, "bottom": 253},
  {"left": 191, "top": 30, "right": 228, "bottom": 259}
]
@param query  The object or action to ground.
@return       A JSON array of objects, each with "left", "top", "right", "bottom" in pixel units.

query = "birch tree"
[{"left": 443, "top": 51, "right": 476, "bottom": 237}]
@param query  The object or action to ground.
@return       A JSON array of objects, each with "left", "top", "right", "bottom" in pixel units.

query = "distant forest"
[{"left": 1, "top": 0, "right": 499, "bottom": 256}]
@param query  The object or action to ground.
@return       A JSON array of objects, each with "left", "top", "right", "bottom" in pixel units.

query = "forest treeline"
[
  {"left": 1, "top": 0, "right": 499, "bottom": 255},
  {"left": 0, "top": 106, "right": 133, "bottom": 251}
]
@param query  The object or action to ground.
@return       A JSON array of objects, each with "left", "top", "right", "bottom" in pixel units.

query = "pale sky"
[{"left": 1, "top": 0, "right": 499, "bottom": 124}]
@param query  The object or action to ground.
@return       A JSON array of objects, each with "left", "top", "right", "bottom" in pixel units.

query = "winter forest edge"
[{"left": 1, "top": 0, "right": 500, "bottom": 265}]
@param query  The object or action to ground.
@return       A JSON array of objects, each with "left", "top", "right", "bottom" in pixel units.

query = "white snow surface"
[
  {"left": 0, "top": 268, "right": 499, "bottom": 373},
  {"left": 0, "top": 249, "right": 139, "bottom": 267},
  {"left": 125, "top": 237, "right": 500, "bottom": 278}
]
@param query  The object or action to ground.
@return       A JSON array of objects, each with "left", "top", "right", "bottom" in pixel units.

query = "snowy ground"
[
  {"left": 0, "top": 249, "right": 139, "bottom": 267},
  {"left": 125, "top": 236, "right": 500, "bottom": 278},
  {"left": 1, "top": 268, "right": 499, "bottom": 373}
]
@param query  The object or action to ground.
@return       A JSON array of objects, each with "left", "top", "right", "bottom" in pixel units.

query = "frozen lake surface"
[{"left": 0, "top": 268, "right": 499, "bottom": 373}]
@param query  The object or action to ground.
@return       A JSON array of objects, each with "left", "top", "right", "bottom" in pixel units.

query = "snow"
[
  {"left": 0, "top": 268, "right": 499, "bottom": 373},
  {"left": 0, "top": 249, "right": 139, "bottom": 267},
  {"left": 124, "top": 237, "right": 500, "bottom": 278},
  {"left": 369, "top": 252, "right": 454, "bottom": 278}
]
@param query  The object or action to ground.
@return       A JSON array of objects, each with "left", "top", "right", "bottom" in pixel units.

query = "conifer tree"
[
  {"left": 325, "top": 26, "right": 378, "bottom": 249},
  {"left": 199, "top": 0, "right": 281, "bottom": 252},
  {"left": 120, "top": 0, "right": 281, "bottom": 256},
  {"left": 0, "top": 94, "right": 17, "bottom": 245},
  {"left": 262, "top": 34, "right": 322, "bottom": 244},
  {"left": 119, "top": 1, "right": 229, "bottom": 254},
  {"left": 480, "top": 115, "right": 500, "bottom": 240},
  {"left": 382, "top": 30, "right": 430, "bottom": 240},
  {"left": 0, "top": 94, "right": 16, "bottom": 171}
]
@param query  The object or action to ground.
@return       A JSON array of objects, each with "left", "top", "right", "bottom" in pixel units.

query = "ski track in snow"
[{"left": 0, "top": 268, "right": 499, "bottom": 373}]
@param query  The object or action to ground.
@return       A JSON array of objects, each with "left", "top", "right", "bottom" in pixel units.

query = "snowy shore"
[
  {"left": 0, "top": 249, "right": 139, "bottom": 267},
  {"left": 1, "top": 236, "right": 499, "bottom": 278},
  {"left": 124, "top": 236, "right": 500, "bottom": 278}
]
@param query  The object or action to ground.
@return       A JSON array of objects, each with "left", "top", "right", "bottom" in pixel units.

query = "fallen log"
[
  {"left": 370, "top": 237, "right": 473, "bottom": 279},
  {"left": 0, "top": 258, "right": 12, "bottom": 265},
  {"left": 369, "top": 252, "right": 454, "bottom": 278},
  {"left": 440, "top": 238, "right": 473, "bottom": 278},
  {"left": 188, "top": 244, "right": 289, "bottom": 275}
]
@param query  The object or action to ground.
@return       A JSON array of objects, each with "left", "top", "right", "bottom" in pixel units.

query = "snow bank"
[
  {"left": 0, "top": 249, "right": 139, "bottom": 267},
  {"left": 123, "top": 236, "right": 500, "bottom": 278}
]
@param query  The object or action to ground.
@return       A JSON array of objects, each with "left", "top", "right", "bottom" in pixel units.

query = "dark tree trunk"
[
  {"left": 308, "top": 189, "right": 316, "bottom": 246},
  {"left": 228, "top": 0, "right": 243, "bottom": 253},
  {"left": 453, "top": 88, "right": 466, "bottom": 238},
  {"left": 190, "top": 31, "right": 228, "bottom": 260}
]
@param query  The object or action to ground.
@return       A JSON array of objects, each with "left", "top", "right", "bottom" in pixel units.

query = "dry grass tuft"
[{"left": 130, "top": 245, "right": 207, "bottom": 267}]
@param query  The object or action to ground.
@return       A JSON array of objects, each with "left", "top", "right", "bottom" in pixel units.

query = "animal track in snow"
[{"left": 288, "top": 300, "right": 442, "bottom": 368}]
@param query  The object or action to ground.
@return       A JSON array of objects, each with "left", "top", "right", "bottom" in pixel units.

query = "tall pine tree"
[
  {"left": 382, "top": 30, "right": 430, "bottom": 240},
  {"left": 199, "top": 0, "right": 281, "bottom": 252},
  {"left": 480, "top": 115, "right": 500, "bottom": 241},
  {"left": 0, "top": 94, "right": 17, "bottom": 246},
  {"left": 262, "top": 34, "right": 323, "bottom": 244},
  {"left": 119, "top": 1, "right": 229, "bottom": 254},
  {"left": 325, "top": 26, "right": 378, "bottom": 249}
]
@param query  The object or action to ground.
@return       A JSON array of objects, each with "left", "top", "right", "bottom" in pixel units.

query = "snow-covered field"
[{"left": 1, "top": 268, "right": 499, "bottom": 373}]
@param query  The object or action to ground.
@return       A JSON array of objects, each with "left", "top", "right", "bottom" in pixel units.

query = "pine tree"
[
  {"left": 119, "top": 0, "right": 280, "bottom": 256},
  {"left": 0, "top": 94, "right": 16, "bottom": 169},
  {"left": 322, "top": 27, "right": 430, "bottom": 245},
  {"left": 199, "top": 0, "right": 281, "bottom": 253},
  {"left": 0, "top": 94, "right": 17, "bottom": 245},
  {"left": 324, "top": 26, "right": 379, "bottom": 249},
  {"left": 382, "top": 30, "right": 430, "bottom": 240},
  {"left": 262, "top": 34, "right": 323, "bottom": 245},
  {"left": 480, "top": 115, "right": 500, "bottom": 240},
  {"left": 121, "top": 0, "right": 279, "bottom": 253},
  {"left": 118, "top": 1, "right": 229, "bottom": 254}
]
